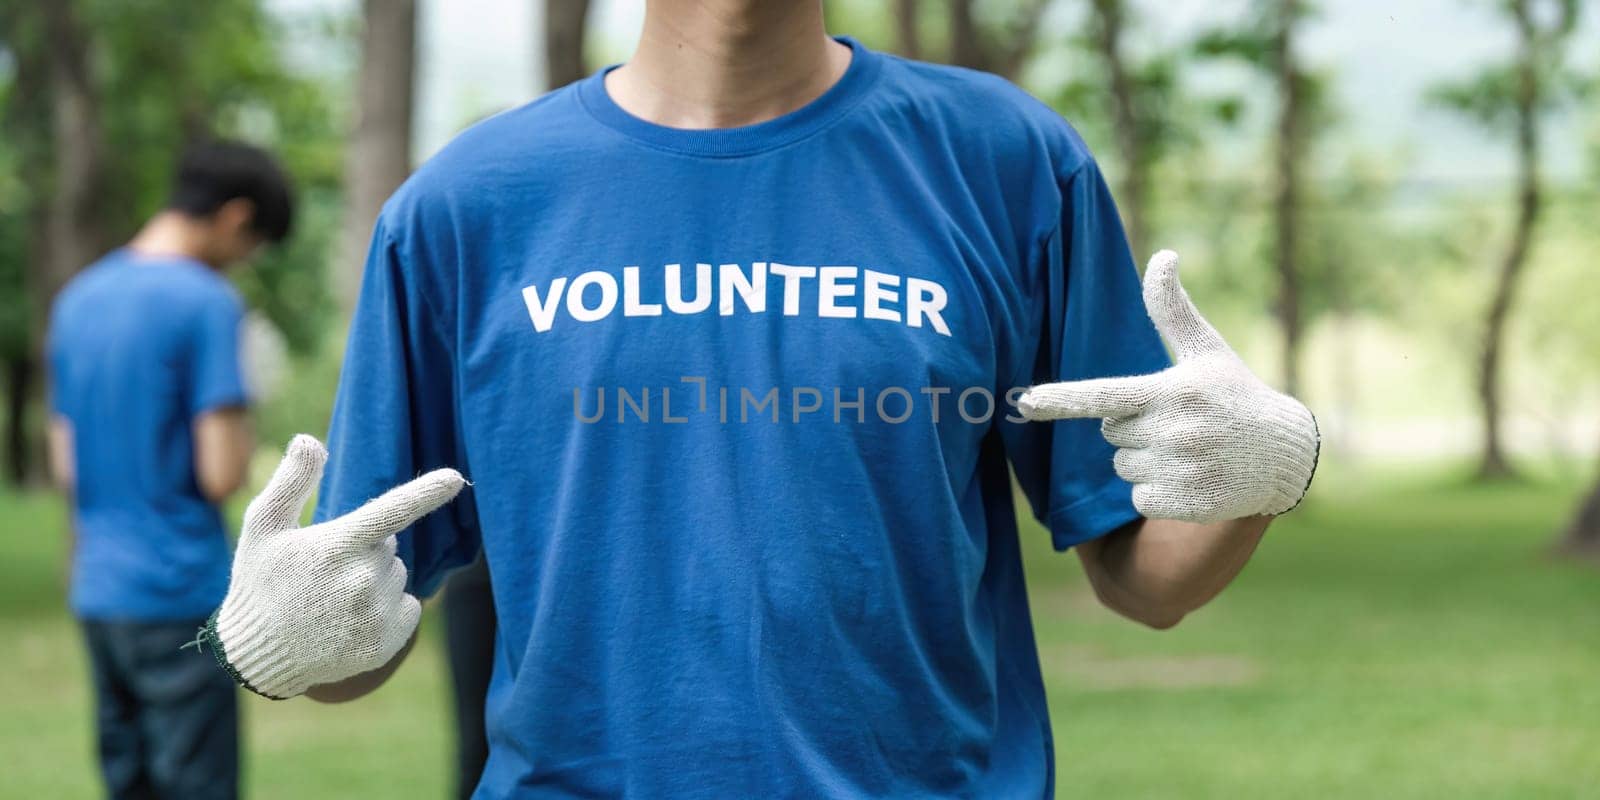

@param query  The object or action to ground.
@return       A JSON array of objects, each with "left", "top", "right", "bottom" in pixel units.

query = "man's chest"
[{"left": 441, "top": 156, "right": 1044, "bottom": 440}]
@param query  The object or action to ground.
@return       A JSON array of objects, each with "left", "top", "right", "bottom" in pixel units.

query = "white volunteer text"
[{"left": 521, "top": 262, "right": 952, "bottom": 336}]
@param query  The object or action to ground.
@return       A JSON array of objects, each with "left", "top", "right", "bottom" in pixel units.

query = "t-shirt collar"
[{"left": 576, "top": 36, "right": 883, "bottom": 158}]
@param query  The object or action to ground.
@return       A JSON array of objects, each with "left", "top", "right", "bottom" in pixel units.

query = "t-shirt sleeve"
[
  {"left": 1003, "top": 158, "right": 1172, "bottom": 551},
  {"left": 188, "top": 289, "right": 250, "bottom": 415},
  {"left": 313, "top": 214, "right": 481, "bottom": 597}
]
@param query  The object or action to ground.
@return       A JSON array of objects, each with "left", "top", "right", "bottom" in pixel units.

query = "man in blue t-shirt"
[
  {"left": 199, "top": 5, "right": 1318, "bottom": 797},
  {"left": 48, "top": 140, "right": 293, "bottom": 800}
]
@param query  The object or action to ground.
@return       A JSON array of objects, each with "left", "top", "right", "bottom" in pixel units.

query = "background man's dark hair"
[{"left": 166, "top": 140, "right": 295, "bottom": 242}]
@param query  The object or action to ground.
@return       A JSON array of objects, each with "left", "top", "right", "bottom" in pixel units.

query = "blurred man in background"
[{"left": 46, "top": 140, "right": 293, "bottom": 800}]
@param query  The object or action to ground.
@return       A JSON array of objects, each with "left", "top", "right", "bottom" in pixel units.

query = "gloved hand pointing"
[
  {"left": 1017, "top": 250, "right": 1318, "bottom": 523},
  {"left": 195, "top": 435, "right": 466, "bottom": 699}
]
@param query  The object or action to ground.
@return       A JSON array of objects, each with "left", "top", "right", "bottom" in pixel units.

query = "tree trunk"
[
  {"left": 945, "top": 0, "right": 1049, "bottom": 79},
  {"left": 41, "top": 0, "right": 107, "bottom": 302},
  {"left": 0, "top": 7, "right": 39, "bottom": 485},
  {"left": 994, "top": 0, "right": 1051, "bottom": 83},
  {"left": 946, "top": 0, "right": 989, "bottom": 72},
  {"left": 546, "top": 0, "right": 591, "bottom": 90},
  {"left": 1269, "top": 0, "right": 1304, "bottom": 397},
  {"left": 1475, "top": 0, "right": 1541, "bottom": 481},
  {"left": 4, "top": 356, "right": 37, "bottom": 485},
  {"left": 9, "top": 0, "right": 107, "bottom": 487},
  {"left": 894, "top": 0, "right": 922, "bottom": 59},
  {"left": 338, "top": 0, "right": 417, "bottom": 307},
  {"left": 1559, "top": 468, "right": 1600, "bottom": 557},
  {"left": 1089, "top": 0, "right": 1147, "bottom": 259}
]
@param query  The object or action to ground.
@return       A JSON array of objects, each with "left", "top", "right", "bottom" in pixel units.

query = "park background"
[{"left": 2, "top": 0, "right": 1599, "bottom": 796}]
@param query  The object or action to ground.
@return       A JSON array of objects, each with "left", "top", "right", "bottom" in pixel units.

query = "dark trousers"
[
  {"left": 82, "top": 619, "right": 239, "bottom": 800},
  {"left": 443, "top": 557, "right": 497, "bottom": 800}
]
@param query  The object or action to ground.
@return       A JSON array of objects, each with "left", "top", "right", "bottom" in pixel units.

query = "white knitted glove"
[
  {"left": 195, "top": 435, "right": 466, "bottom": 699},
  {"left": 1017, "top": 250, "right": 1318, "bottom": 523}
]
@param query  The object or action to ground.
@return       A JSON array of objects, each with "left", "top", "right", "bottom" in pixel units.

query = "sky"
[{"left": 269, "top": 0, "right": 1598, "bottom": 184}]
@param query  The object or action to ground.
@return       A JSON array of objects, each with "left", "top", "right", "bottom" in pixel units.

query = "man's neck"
[
  {"left": 127, "top": 212, "right": 216, "bottom": 268},
  {"left": 605, "top": 1, "right": 850, "bottom": 130}
]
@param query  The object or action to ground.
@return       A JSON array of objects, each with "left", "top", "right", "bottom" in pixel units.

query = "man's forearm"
[
  {"left": 47, "top": 416, "right": 74, "bottom": 492},
  {"left": 1075, "top": 515, "right": 1271, "bottom": 629}
]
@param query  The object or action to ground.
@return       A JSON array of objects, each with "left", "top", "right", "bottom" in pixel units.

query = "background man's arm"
[
  {"left": 194, "top": 407, "right": 254, "bottom": 503},
  {"left": 1076, "top": 516, "right": 1270, "bottom": 629},
  {"left": 46, "top": 416, "right": 74, "bottom": 492},
  {"left": 47, "top": 416, "right": 76, "bottom": 582}
]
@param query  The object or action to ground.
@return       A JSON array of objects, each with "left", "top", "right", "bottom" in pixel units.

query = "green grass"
[
  {"left": 1029, "top": 466, "right": 1600, "bottom": 799},
  {"left": 2, "top": 463, "right": 1597, "bottom": 798},
  {"left": 1, "top": 489, "right": 454, "bottom": 800}
]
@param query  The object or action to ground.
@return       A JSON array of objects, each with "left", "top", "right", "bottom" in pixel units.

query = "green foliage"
[
  {"left": 0, "top": 131, "right": 29, "bottom": 361},
  {"left": 1047, "top": 40, "right": 1200, "bottom": 166},
  {"left": 1190, "top": 27, "right": 1272, "bottom": 66},
  {"left": 1430, "top": 66, "right": 1527, "bottom": 130},
  {"left": 1190, "top": 0, "right": 1333, "bottom": 132},
  {"left": 1428, "top": 64, "right": 1588, "bottom": 132},
  {"left": 1511, "top": 191, "right": 1600, "bottom": 395},
  {"left": 237, "top": 188, "right": 341, "bottom": 357},
  {"left": 1191, "top": 0, "right": 1319, "bottom": 66},
  {"left": 1297, "top": 166, "right": 1402, "bottom": 318},
  {"left": 1122, "top": 54, "right": 1192, "bottom": 163},
  {"left": 0, "top": 0, "right": 348, "bottom": 359},
  {"left": 0, "top": 13, "right": 47, "bottom": 364},
  {"left": 252, "top": 328, "right": 347, "bottom": 449},
  {"left": 1170, "top": 1, "right": 1376, "bottom": 339},
  {"left": 1425, "top": 0, "right": 1584, "bottom": 133},
  {"left": 823, "top": 0, "right": 893, "bottom": 52},
  {"left": 87, "top": 0, "right": 347, "bottom": 355}
]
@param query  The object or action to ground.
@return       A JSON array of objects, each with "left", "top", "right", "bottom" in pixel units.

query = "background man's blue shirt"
[
  {"left": 49, "top": 250, "right": 248, "bottom": 621},
  {"left": 319, "top": 38, "right": 1169, "bottom": 798}
]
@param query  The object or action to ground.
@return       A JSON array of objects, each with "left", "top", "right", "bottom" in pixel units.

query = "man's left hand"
[{"left": 1017, "top": 250, "right": 1319, "bottom": 523}]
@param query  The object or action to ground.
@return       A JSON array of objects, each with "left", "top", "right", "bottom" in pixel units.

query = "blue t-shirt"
[
  {"left": 318, "top": 38, "right": 1169, "bottom": 798},
  {"left": 49, "top": 249, "right": 248, "bottom": 621}
]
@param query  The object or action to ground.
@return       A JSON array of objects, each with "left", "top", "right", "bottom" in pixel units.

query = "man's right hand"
[{"left": 195, "top": 435, "right": 466, "bottom": 699}]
